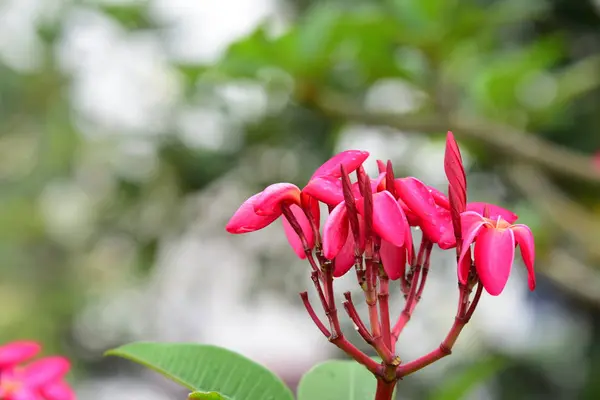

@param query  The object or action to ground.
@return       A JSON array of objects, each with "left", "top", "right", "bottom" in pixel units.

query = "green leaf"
[
  {"left": 105, "top": 342, "right": 294, "bottom": 400},
  {"left": 297, "top": 360, "right": 378, "bottom": 400},
  {"left": 188, "top": 391, "right": 228, "bottom": 400},
  {"left": 428, "top": 357, "right": 507, "bottom": 400}
]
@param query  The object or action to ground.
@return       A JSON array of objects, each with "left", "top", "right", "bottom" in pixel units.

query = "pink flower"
[
  {"left": 395, "top": 176, "right": 518, "bottom": 251},
  {"left": 226, "top": 150, "right": 369, "bottom": 258},
  {"left": 0, "top": 341, "right": 74, "bottom": 400},
  {"left": 458, "top": 211, "right": 536, "bottom": 295},
  {"left": 322, "top": 175, "right": 411, "bottom": 279},
  {"left": 395, "top": 177, "right": 456, "bottom": 249}
]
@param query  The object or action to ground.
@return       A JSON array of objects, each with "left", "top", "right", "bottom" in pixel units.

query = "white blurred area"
[{"left": 0, "top": 0, "right": 593, "bottom": 399}]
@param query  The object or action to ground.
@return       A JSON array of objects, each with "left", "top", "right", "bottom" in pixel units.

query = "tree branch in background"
[
  {"left": 505, "top": 162, "right": 600, "bottom": 262},
  {"left": 543, "top": 249, "right": 600, "bottom": 306},
  {"left": 315, "top": 92, "right": 600, "bottom": 184}
]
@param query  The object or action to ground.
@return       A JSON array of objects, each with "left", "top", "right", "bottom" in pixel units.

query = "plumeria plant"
[
  {"left": 105, "top": 132, "right": 536, "bottom": 400},
  {"left": 0, "top": 340, "right": 75, "bottom": 400}
]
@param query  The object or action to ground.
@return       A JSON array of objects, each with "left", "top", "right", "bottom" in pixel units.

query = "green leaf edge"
[
  {"left": 189, "top": 391, "right": 230, "bottom": 400},
  {"left": 104, "top": 341, "right": 291, "bottom": 397}
]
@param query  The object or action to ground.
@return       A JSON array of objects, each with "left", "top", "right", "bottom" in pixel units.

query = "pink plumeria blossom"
[
  {"left": 395, "top": 177, "right": 456, "bottom": 249},
  {"left": 0, "top": 341, "right": 74, "bottom": 400},
  {"left": 458, "top": 211, "right": 536, "bottom": 295},
  {"left": 226, "top": 150, "right": 370, "bottom": 259},
  {"left": 321, "top": 170, "right": 411, "bottom": 279}
]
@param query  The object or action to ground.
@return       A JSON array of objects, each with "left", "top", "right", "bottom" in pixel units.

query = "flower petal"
[
  {"left": 373, "top": 172, "right": 387, "bottom": 192},
  {"left": 436, "top": 207, "right": 457, "bottom": 250},
  {"left": 458, "top": 211, "right": 487, "bottom": 284},
  {"left": 311, "top": 150, "right": 370, "bottom": 180},
  {"left": 322, "top": 202, "right": 349, "bottom": 260},
  {"left": 380, "top": 240, "right": 406, "bottom": 280},
  {"left": 511, "top": 224, "right": 536, "bottom": 291},
  {"left": 460, "top": 211, "right": 486, "bottom": 237},
  {"left": 474, "top": 227, "right": 516, "bottom": 296},
  {"left": 225, "top": 193, "right": 280, "bottom": 234},
  {"left": 0, "top": 341, "right": 41, "bottom": 368},
  {"left": 301, "top": 193, "right": 321, "bottom": 230},
  {"left": 402, "top": 212, "right": 414, "bottom": 263},
  {"left": 369, "top": 191, "right": 407, "bottom": 247},
  {"left": 396, "top": 177, "right": 445, "bottom": 243},
  {"left": 41, "top": 381, "right": 76, "bottom": 400},
  {"left": 395, "top": 195, "right": 419, "bottom": 226},
  {"left": 282, "top": 204, "right": 315, "bottom": 259},
  {"left": 10, "top": 386, "right": 43, "bottom": 400},
  {"left": 254, "top": 183, "right": 301, "bottom": 216},
  {"left": 23, "top": 357, "right": 70, "bottom": 388},
  {"left": 303, "top": 177, "right": 345, "bottom": 206},
  {"left": 467, "top": 202, "right": 518, "bottom": 224},
  {"left": 458, "top": 246, "right": 473, "bottom": 285},
  {"left": 376, "top": 159, "right": 386, "bottom": 174},
  {"left": 428, "top": 186, "right": 450, "bottom": 209},
  {"left": 444, "top": 131, "right": 467, "bottom": 210},
  {"left": 333, "top": 219, "right": 365, "bottom": 278}
]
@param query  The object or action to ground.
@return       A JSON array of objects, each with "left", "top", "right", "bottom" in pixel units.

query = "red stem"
[
  {"left": 391, "top": 264, "right": 421, "bottom": 346},
  {"left": 396, "top": 279, "right": 483, "bottom": 378},
  {"left": 325, "top": 262, "right": 342, "bottom": 336},
  {"left": 374, "top": 379, "right": 397, "bottom": 400},
  {"left": 343, "top": 292, "right": 373, "bottom": 344},
  {"left": 378, "top": 273, "right": 392, "bottom": 351},
  {"left": 300, "top": 292, "right": 330, "bottom": 337},
  {"left": 396, "top": 317, "right": 465, "bottom": 378}
]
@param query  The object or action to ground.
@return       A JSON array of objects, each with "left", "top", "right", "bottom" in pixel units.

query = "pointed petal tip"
[
  {"left": 226, "top": 192, "right": 279, "bottom": 234},
  {"left": 310, "top": 150, "right": 370, "bottom": 180},
  {"left": 253, "top": 183, "right": 301, "bottom": 216},
  {"left": 511, "top": 224, "right": 536, "bottom": 291},
  {"left": 303, "top": 176, "right": 345, "bottom": 206}
]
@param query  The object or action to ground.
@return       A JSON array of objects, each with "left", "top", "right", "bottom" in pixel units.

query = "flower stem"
[
  {"left": 396, "top": 317, "right": 465, "bottom": 377},
  {"left": 378, "top": 270, "right": 392, "bottom": 350},
  {"left": 374, "top": 378, "right": 396, "bottom": 400}
]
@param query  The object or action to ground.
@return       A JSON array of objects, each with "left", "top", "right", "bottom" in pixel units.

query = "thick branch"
[
  {"left": 316, "top": 92, "right": 600, "bottom": 183},
  {"left": 505, "top": 163, "right": 600, "bottom": 261}
]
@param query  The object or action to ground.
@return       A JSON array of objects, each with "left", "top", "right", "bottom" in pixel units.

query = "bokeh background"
[{"left": 1, "top": 0, "right": 600, "bottom": 398}]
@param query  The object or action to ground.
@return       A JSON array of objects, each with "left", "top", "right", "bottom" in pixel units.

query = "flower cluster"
[
  {"left": 226, "top": 132, "right": 536, "bottom": 394},
  {"left": 0, "top": 341, "right": 75, "bottom": 400}
]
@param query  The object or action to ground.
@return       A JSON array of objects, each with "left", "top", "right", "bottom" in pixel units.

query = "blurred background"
[{"left": 1, "top": 0, "right": 599, "bottom": 398}]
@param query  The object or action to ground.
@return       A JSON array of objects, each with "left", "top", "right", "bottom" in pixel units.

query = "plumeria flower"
[
  {"left": 226, "top": 150, "right": 369, "bottom": 258},
  {"left": 320, "top": 163, "right": 412, "bottom": 279},
  {"left": 0, "top": 341, "right": 75, "bottom": 400},
  {"left": 395, "top": 132, "right": 518, "bottom": 251},
  {"left": 458, "top": 211, "right": 536, "bottom": 296}
]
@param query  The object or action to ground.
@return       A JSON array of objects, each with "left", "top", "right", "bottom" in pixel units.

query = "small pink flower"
[
  {"left": 458, "top": 211, "right": 536, "bottom": 295},
  {"left": 226, "top": 150, "right": 370, "bottom": 259},
  {"left": 0, "top": 341, "right": 74, "bottom": 400}
]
